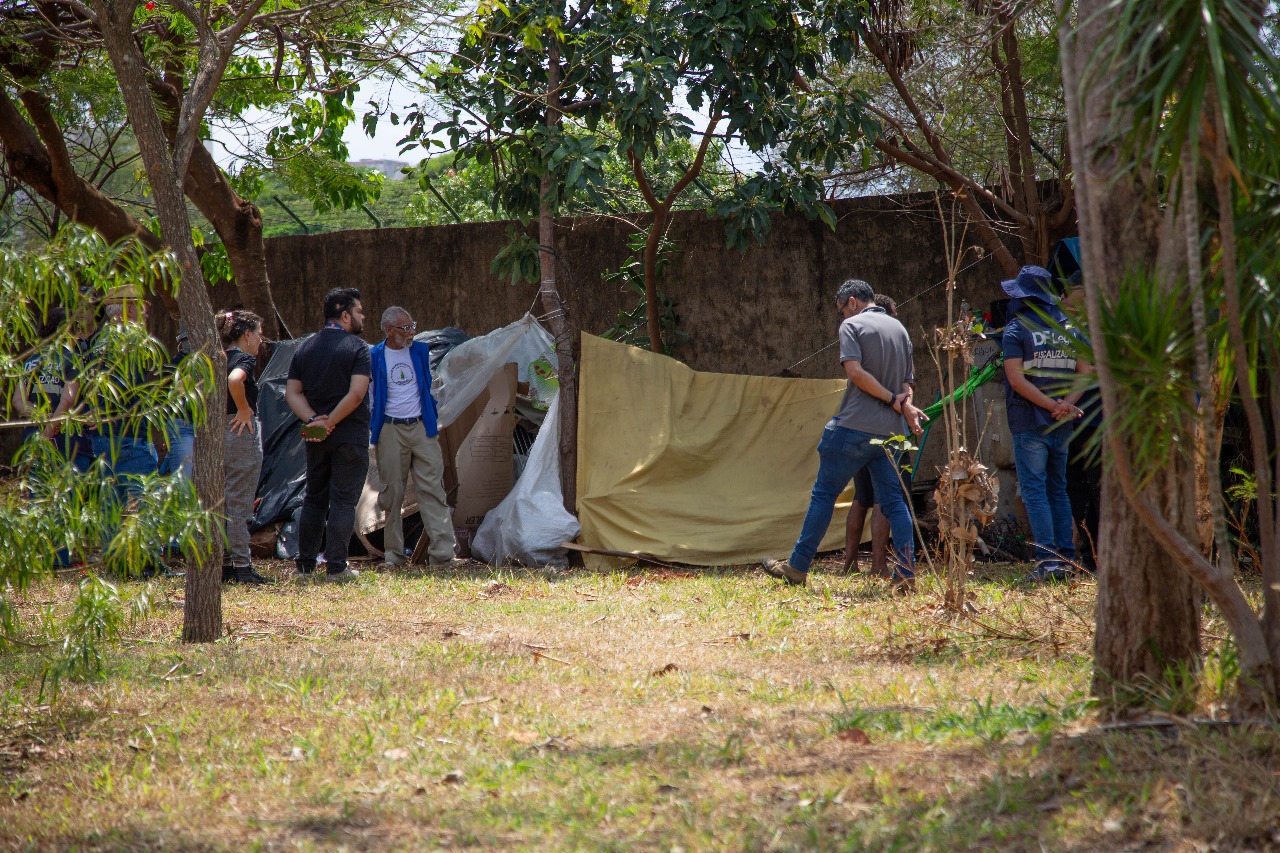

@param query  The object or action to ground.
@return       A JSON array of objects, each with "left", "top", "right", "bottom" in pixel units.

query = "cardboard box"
[{"left": 450, "top": 362, "right": 517, "bottom": 531}]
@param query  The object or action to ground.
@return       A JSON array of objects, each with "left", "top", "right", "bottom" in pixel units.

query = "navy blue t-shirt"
[{"left": 1002, "top": 308, "right": 1079, "bottom": 434}]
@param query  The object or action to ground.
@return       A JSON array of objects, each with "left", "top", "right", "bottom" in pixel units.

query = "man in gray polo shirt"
[{"left": 761, "top": 278, "right": 926, "bottom": 589}]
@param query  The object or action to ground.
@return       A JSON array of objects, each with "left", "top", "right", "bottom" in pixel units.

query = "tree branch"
[
  {"left": 873, "top": 137, "right": 1020, "bottom": 277},
  {"left": 869, "top": 103, "right": 1030, "bottom": 224},
  {"left": 19, "top": 90, "right": 77, "bottom": 192},
  {"left": 662, "top": 110, "right": 721, "bottom": 208},
  {"left": 628, "top": 149, "right": 661, "bottom": 211}
]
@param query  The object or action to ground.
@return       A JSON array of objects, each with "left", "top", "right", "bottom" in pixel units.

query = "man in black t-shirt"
[{"left": 285, "top": 288, "right": 372, "bottom": 583}]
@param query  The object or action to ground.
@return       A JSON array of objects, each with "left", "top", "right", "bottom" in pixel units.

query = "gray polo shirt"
[{"left": 832, "top": 306, "right": 915, "bottom": 436}]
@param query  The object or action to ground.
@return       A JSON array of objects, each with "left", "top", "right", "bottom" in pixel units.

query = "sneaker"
[
  {"left": 429, "top": 557, "right": 469, "bottom": 569},
  {"left": 287, "top": 562, "right": 317, "bottom": 584},
  {"left": 1025, "top": 562, "right": 1068, "bottom": 583},
  {"left": 230, "top": 565, "right": 272, "bottom": 585},
  {"left": 759, "top": 557, "right": 807, "bottom": 587},
  {"left": 319, "top": 566, "right": 360, "bottom": 583}
]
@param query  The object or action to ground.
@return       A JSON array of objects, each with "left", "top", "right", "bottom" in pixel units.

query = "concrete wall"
[{"left": 242, "top": 189, "right": 1031, "bottom": 481}]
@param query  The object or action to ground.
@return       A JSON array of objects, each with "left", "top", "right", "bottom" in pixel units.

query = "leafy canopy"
[{"left": 402, "top": 0, "right": 879, "bottom": 248}]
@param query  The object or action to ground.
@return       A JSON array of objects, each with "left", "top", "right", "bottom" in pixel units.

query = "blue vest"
[
  {"left": 369, "top": 340, "right": 439, "bottom": 444},
  {"left": 1001, "top": 300, "right": 1078, "bottom": 434}
]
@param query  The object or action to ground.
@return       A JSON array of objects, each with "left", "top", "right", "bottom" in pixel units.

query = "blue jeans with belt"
[{"left": 790, "top": 422, "right": 915, "bottom": 575}]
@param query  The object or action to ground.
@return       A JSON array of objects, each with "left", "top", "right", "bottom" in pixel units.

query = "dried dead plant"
[{"left": 930, "top": 193, "right": 1000, "bottom": 614}]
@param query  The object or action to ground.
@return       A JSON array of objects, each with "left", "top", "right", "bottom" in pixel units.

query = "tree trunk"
[
  {"left": 1062, "top": 0, "right": 1280, "bottom": 714},
  {"left": 541, "top": 41, "right": 578, "bottom": 514},
  {"left": 95, "top": 0, "right": 225, "bottom": 643},
  {"left": 1060, "top": 0, "right": 1203, "bottom": 704},
  {"left": 643, "top": 210, "right": 666, "bottom": 355},
  {"left": 1092, "top": 463, "right": 1201, "bottom": 703}
]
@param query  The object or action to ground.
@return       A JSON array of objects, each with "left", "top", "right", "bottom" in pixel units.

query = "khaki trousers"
[{"left": 375, "top": 421, "right": 456, "bottom": 565}]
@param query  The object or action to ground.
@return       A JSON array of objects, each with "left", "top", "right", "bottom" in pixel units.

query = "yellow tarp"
[{"left": 576, "top": 333, "right": 855, "bottom": 567}]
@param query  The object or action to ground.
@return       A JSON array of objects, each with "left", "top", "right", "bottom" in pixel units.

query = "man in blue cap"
[{"left": 1001, "top": 265, "right": 1090, "bottom": 582}]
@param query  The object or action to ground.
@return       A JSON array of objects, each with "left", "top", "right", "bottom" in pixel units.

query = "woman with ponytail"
[{"left": 216, "top": 309, "right": 270, "bottom": 584}]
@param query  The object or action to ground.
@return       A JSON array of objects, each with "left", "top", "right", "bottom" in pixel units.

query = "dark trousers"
[
  {"left": 298, "top": 441, "right": 369, "bottom": 570},
  {"left": 1067, "top": 458, "right": 1101, "bottom": 571}
]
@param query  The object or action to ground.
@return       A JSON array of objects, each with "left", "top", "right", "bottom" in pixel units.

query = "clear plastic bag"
[{"left": 432, "top": 314, "right": 556, "bottom": 428}]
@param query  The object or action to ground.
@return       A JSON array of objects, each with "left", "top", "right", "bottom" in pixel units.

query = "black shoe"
[
  {"left": 222, "top": 563, "right": 235, "bottom": 583},
  {"left": 230, "top": 565, "right": 272, "bottom": 585}
]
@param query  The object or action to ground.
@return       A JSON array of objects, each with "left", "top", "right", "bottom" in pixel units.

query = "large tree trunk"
[
  {"left": 1093, "top": 463, "right": 1201, "bottom": 701},
  {"left": 1062, "top": 0, "right": 1278, "bottom": 711},
  {"left": 95, "top": 0, "right": 225, "bottom": 643},
  {"left": 1060, "top": 0, "right": 1203, "bottom": 703}
]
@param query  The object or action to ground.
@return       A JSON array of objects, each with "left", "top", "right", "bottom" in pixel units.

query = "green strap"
[{"left": 920, "top": 356, "right": 1004, "bottom": 422}]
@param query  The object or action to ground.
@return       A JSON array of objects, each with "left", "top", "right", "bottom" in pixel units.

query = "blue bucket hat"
[{"left": 1001, "top": 265, "right": 1058, "bottom": 303}]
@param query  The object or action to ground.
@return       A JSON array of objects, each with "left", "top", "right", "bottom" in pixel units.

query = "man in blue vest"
[
  {"left": 370, "top": 306, "right": 460, "bottom": 569},
  {"left": 1001, "top": 265, "right": 1090, "bottom": 582}
]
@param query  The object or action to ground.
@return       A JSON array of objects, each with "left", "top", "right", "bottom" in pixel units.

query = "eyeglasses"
[{"left": 389, "top": 323, "right": 417, "bottom": 332}]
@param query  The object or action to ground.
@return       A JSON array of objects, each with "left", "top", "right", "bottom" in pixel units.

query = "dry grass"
[{"left": 1, "top": 557, "right": 1278, "bottom": 852}]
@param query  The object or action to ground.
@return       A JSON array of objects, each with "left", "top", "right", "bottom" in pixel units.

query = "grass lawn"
[{"left": 2, "top": 557, "right": 1277, "bottom": 852}]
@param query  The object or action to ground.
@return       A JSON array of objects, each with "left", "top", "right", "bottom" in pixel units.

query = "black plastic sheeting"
[
  {"left": 250, "top": 327, "right": 470, "bottom": 538},
  {"left": 250, "top": 337, "right": 307, "bottom": 532}
]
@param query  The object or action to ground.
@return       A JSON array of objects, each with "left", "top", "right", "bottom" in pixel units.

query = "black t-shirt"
[
  {"left": 286, "top": 328, "right": 372, "bottom": 445},
  {"left": 225, "top": 349, "right": 258, "bottom": 415}
]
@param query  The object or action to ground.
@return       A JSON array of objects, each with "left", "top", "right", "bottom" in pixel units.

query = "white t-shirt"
[{"left": 384, "top": 346, "right": 420, "bottom": 419}]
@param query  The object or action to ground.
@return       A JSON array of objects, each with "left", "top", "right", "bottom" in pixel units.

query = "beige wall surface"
[{"left": 220, "top": 189, "right": 1054, "bottom": 480}]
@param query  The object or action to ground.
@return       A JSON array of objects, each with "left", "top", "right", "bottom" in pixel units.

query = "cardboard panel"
[{"left": 452, "top": 362, "right": 517, "bottom": 530}]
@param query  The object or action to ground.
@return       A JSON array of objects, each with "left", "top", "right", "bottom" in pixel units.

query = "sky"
[
  {"left": 208, "top": 77, "right": 427, "bottom": 171},
  {"left": 210, "top": 75, "right": 758, "bottom": 176}
]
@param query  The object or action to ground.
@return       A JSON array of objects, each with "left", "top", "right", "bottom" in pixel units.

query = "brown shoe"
[
  {"left": 889, "top": 570, "right": 916, "bottom": 595},
  {"left": 760, "top": 557, "right": 807, "bottom": 587}
]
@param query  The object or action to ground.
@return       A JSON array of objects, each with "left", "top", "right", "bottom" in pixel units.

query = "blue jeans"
[
  {"left": 159, "top": 419, "right": 194, "bottom": 478},
  {"left": 1012, "top": 430, "right": 1076, "bottom": 565},
  {"left": 92, "top": 434, "right": 158, "bottom": 502},
  {"left": 790, "top": 423, "right": 914, "bottom": 574},
  {"left": 90, "top": 434, "right": 160, "bottom": 574}
]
